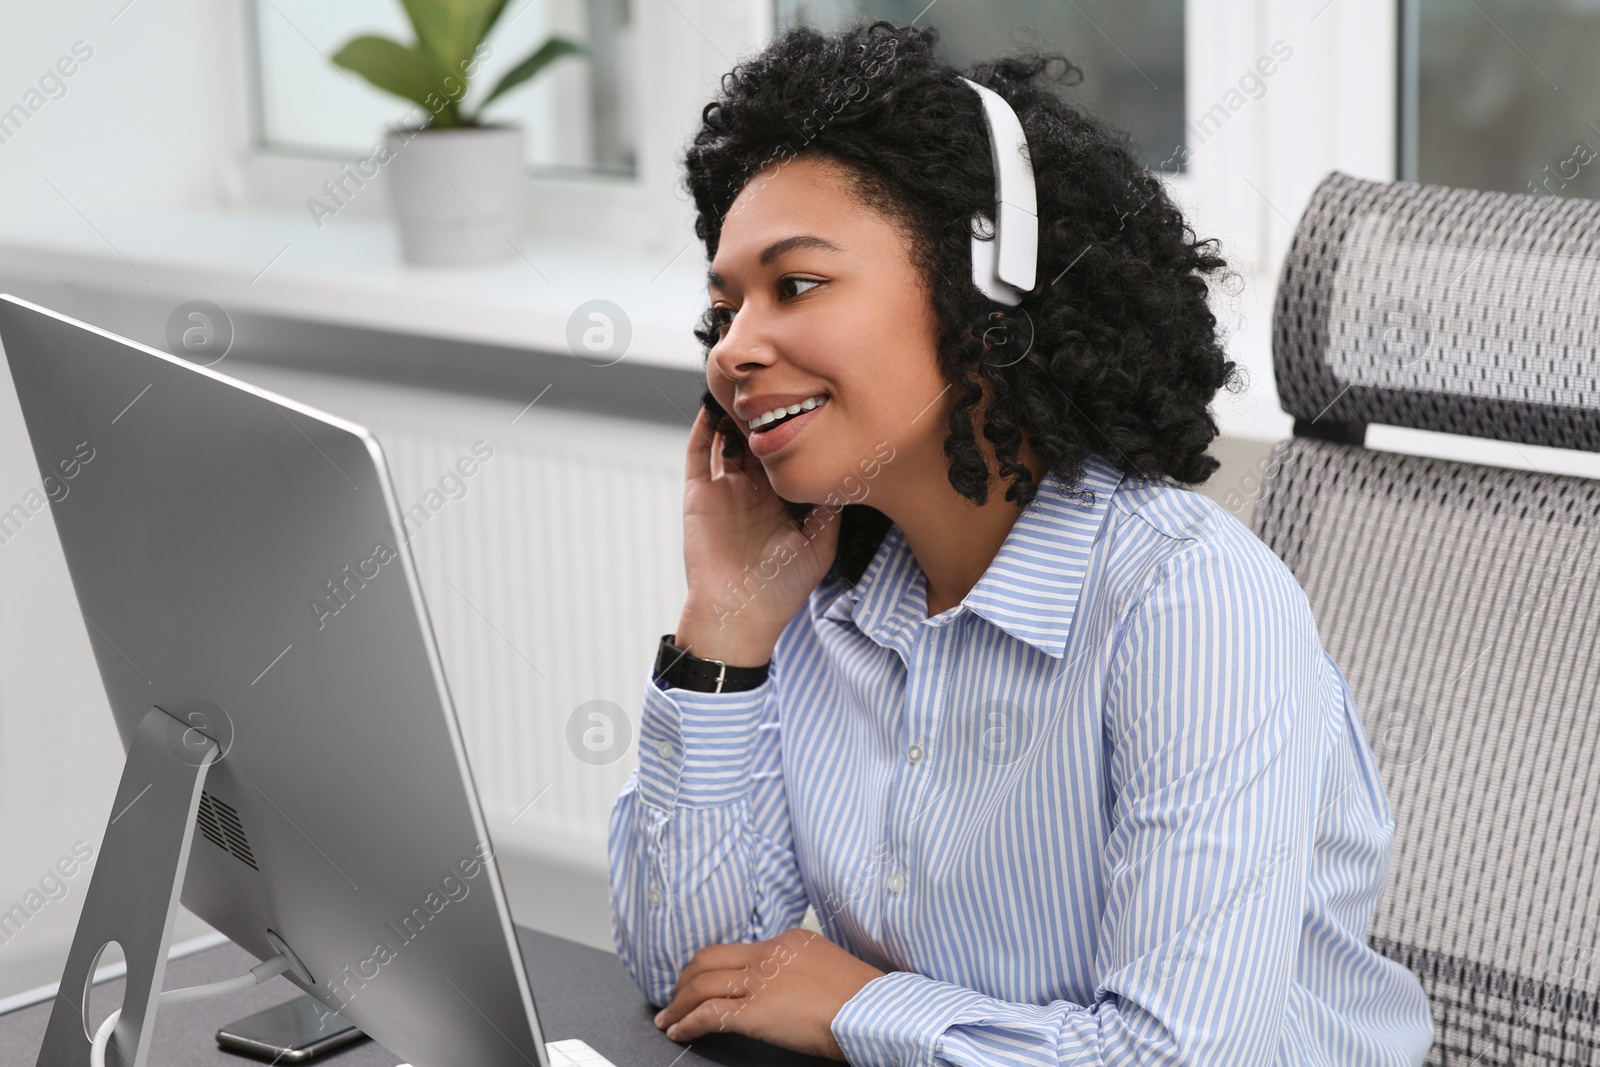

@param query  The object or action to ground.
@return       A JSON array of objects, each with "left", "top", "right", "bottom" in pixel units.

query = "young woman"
[{"left": 608, "top": 21, "right": 1433, "bottom": 1066}]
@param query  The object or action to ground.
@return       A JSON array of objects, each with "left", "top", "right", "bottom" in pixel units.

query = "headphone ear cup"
[{"left": 970, "top": 214, "right": 1022, "bottom": 306}]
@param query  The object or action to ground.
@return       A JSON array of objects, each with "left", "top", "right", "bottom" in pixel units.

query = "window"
[
  {"left": 775, "top": 0, "right": 1185, "bottom": 172},
  {"left": 251, "top": 0, "right": 636, "bottom": 175},
  {"left": 1399, "top": 0, "right": 1600, "bottom": 200}
]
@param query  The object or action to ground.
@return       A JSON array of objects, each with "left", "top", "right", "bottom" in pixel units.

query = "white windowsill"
[{"left": 0, "top": 209, "right": 711, "bottom": 374}]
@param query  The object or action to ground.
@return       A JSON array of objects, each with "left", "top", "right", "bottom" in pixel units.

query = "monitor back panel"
[{"left": 0, "top": 295, "right": 549, "bottom": 1067}]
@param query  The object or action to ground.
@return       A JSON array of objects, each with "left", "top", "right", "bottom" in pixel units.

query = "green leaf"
[
  {"left": 397, "top": 0, "right": 505, "bottom": 75},
  {"left": 472, "top": 36, "right": 585, "bottom": 114},
  {"left": 478, "top": 0, "right": 516, "bottom": 43},
  {"left": 331, "top": 35, "right": 442, "bottom": 110},
  {"left": 395, "top": 0, "right": 457, "bottom": 67}
]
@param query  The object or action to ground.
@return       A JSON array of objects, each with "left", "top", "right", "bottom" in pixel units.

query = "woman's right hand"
[{"left": 674, "top": 406, "right": 842, "bottom": 667}]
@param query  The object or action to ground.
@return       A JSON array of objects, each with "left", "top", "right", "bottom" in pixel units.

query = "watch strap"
[{"left": 654, "top": 633, "right": 770, "bottom": 693}]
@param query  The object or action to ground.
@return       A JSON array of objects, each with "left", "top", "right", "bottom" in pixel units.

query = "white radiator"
[{"left": 240, "top": 366, "right": 690, "bottom": 877}]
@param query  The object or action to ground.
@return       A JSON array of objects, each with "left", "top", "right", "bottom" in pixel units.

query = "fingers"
[
  {"left": 686, "top": 405, "right": 769, "bottom": 495},
  {"left": 685, "top": 406, "right": 713, "bottom": 487},
  {"left": 653, "top": 931, "right": 835, "bottom": 1046},
  {"left": 660, "top": 995, "right": 743, "bottom": 1042},
  {"left": 655, "top": 967, "right": 753, "bottom": 1035}
]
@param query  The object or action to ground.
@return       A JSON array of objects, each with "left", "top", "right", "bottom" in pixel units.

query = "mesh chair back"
[
  {"left": 1253, "top": 171, "right": 1600, "bottom": 1064},
  {"left": 1272, "top": 171, "right": 1600, "bottom": 448}
]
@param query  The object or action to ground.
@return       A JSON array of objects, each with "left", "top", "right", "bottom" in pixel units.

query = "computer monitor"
[{"left": 0, "top": 294, "right": 552, "bottom": 1067}]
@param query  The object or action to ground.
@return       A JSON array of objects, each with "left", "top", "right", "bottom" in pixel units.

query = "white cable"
[{"left": 90, "top": 954, "right": 291, "bottom": 1067}]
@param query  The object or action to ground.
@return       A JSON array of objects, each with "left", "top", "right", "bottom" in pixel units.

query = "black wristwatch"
[{"left": 654, "top": 633, "right": 770, "bottom": 693}]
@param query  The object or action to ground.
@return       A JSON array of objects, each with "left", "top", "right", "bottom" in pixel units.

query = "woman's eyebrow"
[
  {"left": 707, "top": 234, "right": 844, "bottom": 289},
  {"left": 759, "top": 233, "right": 843, "bottom": 265}
]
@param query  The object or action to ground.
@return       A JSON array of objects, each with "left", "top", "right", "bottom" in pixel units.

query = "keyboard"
[
  {"left": 545, "top": 1038, "right": 620, "bottom": 1066},
  {"left": 399, "top": 1039, "right": 618, "bottom": 1067}
]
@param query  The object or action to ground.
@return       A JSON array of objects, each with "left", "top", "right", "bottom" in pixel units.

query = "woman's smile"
[{"left": 747, "top": 395, "right": 829, "bottom": 457}]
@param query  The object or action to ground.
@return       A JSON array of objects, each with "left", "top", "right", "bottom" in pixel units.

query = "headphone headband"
[{"left": 960, "top": 76, "right": 1038, "bottom": 305}]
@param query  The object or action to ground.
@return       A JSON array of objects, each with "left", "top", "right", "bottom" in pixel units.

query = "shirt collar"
[{"left": 821, "top": 453, "right": 1126, "bottom": 659}]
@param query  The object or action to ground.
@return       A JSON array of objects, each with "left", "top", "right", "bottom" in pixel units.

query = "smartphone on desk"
[{"left": 216, "top": 995, "right": 368, "bottom": 1062}]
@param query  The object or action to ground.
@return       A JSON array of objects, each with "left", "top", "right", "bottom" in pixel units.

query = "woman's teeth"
[{"left": 748, "top": 395, "right": 827, "bottom": 431}]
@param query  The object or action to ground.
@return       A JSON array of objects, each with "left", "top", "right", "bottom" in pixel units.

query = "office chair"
[{"left": 1253, "top": 171, "right": 1600, "bottom": 1064}]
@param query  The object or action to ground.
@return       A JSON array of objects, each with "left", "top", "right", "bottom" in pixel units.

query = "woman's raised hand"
[{"left": 673, "top": 406, "right": 842, "bottom": 668}]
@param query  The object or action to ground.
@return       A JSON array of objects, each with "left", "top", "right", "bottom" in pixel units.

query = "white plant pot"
[{"left": 383, "top": 125, "right": 526, "bottom": 265}]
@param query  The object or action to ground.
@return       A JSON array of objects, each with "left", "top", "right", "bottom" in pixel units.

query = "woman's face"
[{"left": 705, "top": 155, "right": 950, "bottom": 506}]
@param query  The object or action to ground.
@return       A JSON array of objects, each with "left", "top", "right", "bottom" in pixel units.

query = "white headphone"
[{"left": 960, "top": 76, "right": 1038, "bottom": 306}]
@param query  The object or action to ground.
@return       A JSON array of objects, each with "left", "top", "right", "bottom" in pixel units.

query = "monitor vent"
[{"left": 196, "top": 791, "right": 259, "bottom": 870}]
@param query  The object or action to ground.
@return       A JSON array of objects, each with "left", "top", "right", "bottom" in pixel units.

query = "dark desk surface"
[{"left": 0, "top": 926, "right": 836, "bottom": 1067}]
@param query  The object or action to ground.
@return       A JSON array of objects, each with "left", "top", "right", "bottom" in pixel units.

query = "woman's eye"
[
  {"left": 710, "top": 306, "right": 736, "bottom": 331},
  {"left": 778, "top": 276, "right": 822, "bottom": 300}
]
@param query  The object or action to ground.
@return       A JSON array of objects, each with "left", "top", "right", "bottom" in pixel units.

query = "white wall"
[{"left": 0, "top": 2, "right": 251, "bottom": 217}]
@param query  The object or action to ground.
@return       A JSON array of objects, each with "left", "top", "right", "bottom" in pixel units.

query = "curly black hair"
[{"left": 686, "top": 20, "right": 1245, "bottom": 584}]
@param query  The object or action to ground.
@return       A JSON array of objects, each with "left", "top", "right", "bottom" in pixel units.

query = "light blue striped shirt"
[{"left": 608, "top": 451, "right": 1434, "bottom": 1065}]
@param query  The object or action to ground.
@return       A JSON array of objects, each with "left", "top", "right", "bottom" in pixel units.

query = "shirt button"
[
  {"left": 648, "top": 886, "right": 663, "bottom": 907},
  {"left": 656, "top": 741, "right": 674, "bottom": 760},
  {"left": 906, "top": 743, "right": 923, "bottom": 764},
  {"left": 887, "top": 871, "right": 905, "bottom": 894}
]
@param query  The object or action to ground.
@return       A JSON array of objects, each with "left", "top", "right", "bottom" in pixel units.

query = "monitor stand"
[{"left": 35, "top": 705, "right": 218, "bottom": 1067}]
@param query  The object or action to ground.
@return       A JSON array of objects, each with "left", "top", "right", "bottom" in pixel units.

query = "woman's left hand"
[{"left": 652, "top": 927, "right": 888, "bottom": 1060}]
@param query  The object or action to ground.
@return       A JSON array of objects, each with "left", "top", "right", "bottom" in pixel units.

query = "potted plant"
[{"left": 332, "top": 0, "right": 583, "bottom": 264}]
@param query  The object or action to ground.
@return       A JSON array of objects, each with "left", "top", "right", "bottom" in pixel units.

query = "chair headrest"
[{"left": 1272, "top": 171, "right": 1600, "bottom": 452}]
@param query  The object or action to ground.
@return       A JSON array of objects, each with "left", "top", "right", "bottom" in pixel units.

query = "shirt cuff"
[
  {"left": 634, "top": 671, "right": 772, "bottom": 809},
  {"left": 830, "top": 970, "right": 986, "bottom": 1067}
]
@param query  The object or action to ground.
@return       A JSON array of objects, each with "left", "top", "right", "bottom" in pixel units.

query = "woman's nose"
[{"left": 709, "top": 306, "right": 777, "bottom": 384}]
